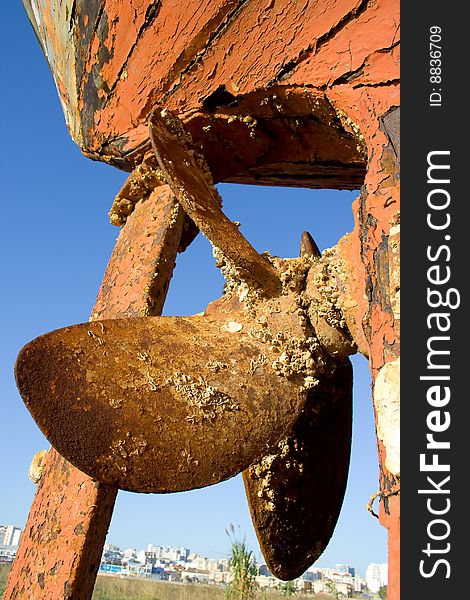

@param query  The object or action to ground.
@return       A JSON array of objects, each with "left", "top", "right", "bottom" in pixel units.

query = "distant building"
[
  {"left": 257, "top": 564, "right": 271, "bottom": 576},
  {"left": 190, "top": 555, "right": 225, "bottom": 572},
  {"left": 146, "top": 544, "right": 190, "bottom": 562},
  {"left": 100, "top": 538, "right": 367, "bottom": 594},
  {"left": 302, "top": 569, "right": 321, "bottom": 582},
  {"left": 312, "top": 579, "right": 353, "bottom": 597},
  {"left": 123, "top": 548, "right": 139, "bottom": 563},
  {"left": 352, "top": 575, "right": 367, "bottom": 593},
  {"left": 3, "top": 526, "right": 21, "bottom": 546},
  {"left": 99, "top": 563, "right": 123, "bottom": 575},
  {"left": 366, "top": 563, "right": 388, "bottom": 593},
  {"left": 102, "top": 544, "right": 123, "bottom": 565},
  {"left": 175, "top": 546, "right": 190, "bottom": 561},
  {"left": 307, "top": 566, "right": 338, "bottom": 580},
  {"left": 335, "top": 563, "right": 355, "bottom": 577},
  {"left": 0, "top": 525, "right": 22, "bottom": 563},
  {"left": 254, "top": 574, "right": 279, "bottom": 589},
  {"left": 0, "top": 546, "right": 18, "bottom": 562}
]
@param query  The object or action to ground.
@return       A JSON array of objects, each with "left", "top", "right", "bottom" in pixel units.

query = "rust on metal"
[
  {"left": 149, "top": 109, "right": 281, "bottom": 295},
  {"left": 15, "top": 153, "right": 358, "bottom": 582},
  {"left": 107, "top": 152, "right": 165, "bottom": 226},
  {"left": 15, "top": 312, "right": 307, "bottom": 493},
  {"left": 243, "top": 359, "right": 353, "bottom": 580},
  {"left": 15, "top": 223, "right": 355, "bottom": 500},
  {"left": 300, "top": 231, "right": 321, "bottom": 259},
  {"left": 93, "top": 185, "right": 186, "bottom": 319},
  {"left": 5, "top": 188, "right": 185, "bottom": 599},
  {"left": 237, "top": 234, "right": 353, "bottom": 580}
]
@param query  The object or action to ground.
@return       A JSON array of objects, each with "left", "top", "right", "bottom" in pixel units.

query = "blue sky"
[{"left": 0, "top": 3, "right": 386, "bottom": 578}]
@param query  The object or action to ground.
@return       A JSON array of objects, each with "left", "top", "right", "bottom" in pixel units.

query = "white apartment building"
[
  {"left": 335, "top": 563, "right": 355, "bottom": 576},
  {"left": 255, "top": 574, "right": 280, "bottom": 589},
  {"left": 190, "top": 555, "right": 226, "bottom": 572},
  {"left": 146, "top": 544, "right": 190, "bottom": 562},
  {"left": 123, "top": 548, "right": 139, "bottom": 562},
  {"left": 3, "top": 526, "right": 21, "bottom": 546},
  {"left": 366, "top": 562, "right": 388, "bottom": 593}
]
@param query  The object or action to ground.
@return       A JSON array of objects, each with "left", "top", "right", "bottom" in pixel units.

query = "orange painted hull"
[{"left": 23, "top": 0, "right": 399, "bottom": 177}]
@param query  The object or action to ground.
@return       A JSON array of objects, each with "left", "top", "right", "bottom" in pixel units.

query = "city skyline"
[
  {"left": 98, "top": 539, "right": 385, "bottom": 594},
  {"left": 1, "top": 3, "right": 387, "bottom": 583},
  {"left": 2, "top": 522, "right": 387, "bottom": 593},
  {"left": 99, "top": 539, "right": 387, "bottom": 592},
  {"left": 101, "top": 539, "right": 375, "bottom": 582},
  {"left": 0, "top": 519, "right": 382, "bottom": 581}
]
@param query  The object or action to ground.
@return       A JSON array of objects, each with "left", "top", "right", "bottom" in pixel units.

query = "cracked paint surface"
[
  {"left": 23, "top": 0, "right": 399, "bottom": 165},
  {"left": 374, "top": 358, "right": 400, "bottom": 477}
]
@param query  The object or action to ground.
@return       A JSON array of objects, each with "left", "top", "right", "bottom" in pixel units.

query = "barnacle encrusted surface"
[
  {"left": 167, "top": 371, "right": 239, "bottom": 423},
  {"left": 109, "top": 156, "right": 165, "bottom": 226},
  {"left": 244, "top": 359, "right": 353, "bottom": 580},
  {"left": 211, "top": 244, "right": 351, "bottom": 388},
  {"left": 311, "top": 246, "right": 348, "bottom": 330},
  {"left": 209, "top": 243, "right": 355, "bottom": 579}
]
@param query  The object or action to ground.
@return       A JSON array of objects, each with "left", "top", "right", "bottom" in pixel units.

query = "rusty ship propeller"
[{"left": 15, "top": 109, "right": 356, "bottom": 579}]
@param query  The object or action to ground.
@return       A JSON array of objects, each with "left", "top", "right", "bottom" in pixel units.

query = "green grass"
[
  {"left": 0, "top": 563, "right": 12, "bottom": 597},
  {"left": 92, "top": 576, "right": 335, "bottom": 600},
  {"left": 93, "top": 577, "right": 221, "bottom": 600},
  {"left": 1, "top": 564, "right": 339, "bottom": 600}
]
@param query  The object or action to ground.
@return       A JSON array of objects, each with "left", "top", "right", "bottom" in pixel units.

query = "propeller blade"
[
  {"left": 15, "top": 314, "right": 306, "bottom": 493},
  {"left": 300, "top": 231, "right": 321, "bottom": 258},
  {"left": 149, "top": 110, "right": 281, "bottom": 295},
  {"left": 243, "top": 359, "right": 353, "bottom": 580}
]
